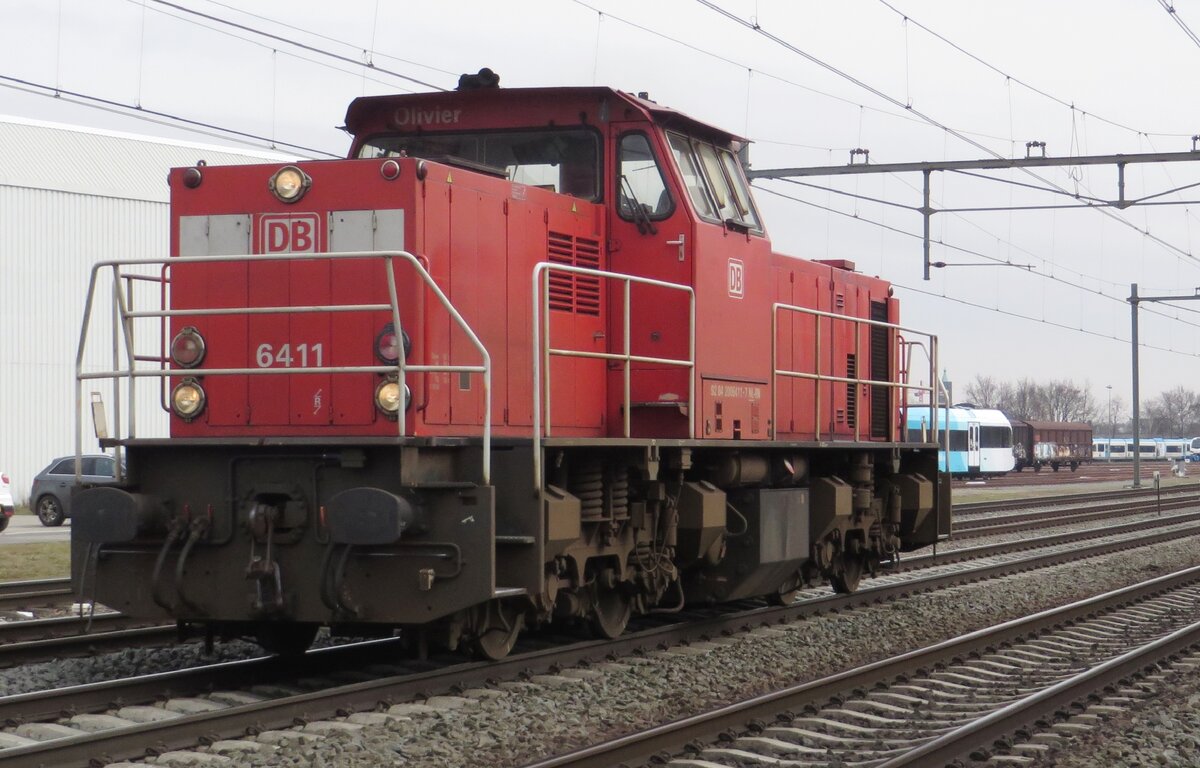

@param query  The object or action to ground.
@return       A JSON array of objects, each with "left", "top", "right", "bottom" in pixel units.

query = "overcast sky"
[{"left": 4, "top": 0, "right": 1200, "bottom": 412}]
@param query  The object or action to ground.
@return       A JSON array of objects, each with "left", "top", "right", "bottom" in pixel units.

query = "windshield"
[
  {"left": 667, "top": 132, "right": 761, "bottom": 231},
  {"left": 359, "top": 129, "right": 600, "bottom": 201}
]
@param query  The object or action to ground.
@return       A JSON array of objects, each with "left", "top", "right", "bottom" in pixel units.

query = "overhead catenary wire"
[
  {"left": 893, "top": 280, "right": 1200, "bottom": 358},
  {"left": 695, "top": 0, "right": 1200, "bottom": 272},
  {"left": 0, "top": 74, "right": 339, "bottom": 158},
  {"left": 143, "top": 0, "right": 448, "bottom": 92},
  {"left": 755, "top": 182, "right": 1200, "bottom": 333},
  {"left": 187, "top": 0, "right": 459, "bottom": 79},
  {"left": 770, "top": 166, "right": 1200, "bottom": 297},
  {"left": 878, "top": 0, "right": 1195, "bottom": 138},
  {"left": 1156, "top": 0, "right": 1200, "bottom": 50},
  {"left": 568, "top": 0, "right": 1144, "bottom": 256}
]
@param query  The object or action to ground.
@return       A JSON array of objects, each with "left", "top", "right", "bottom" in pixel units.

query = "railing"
[
  {"left": 899, "top": 337, "right": 948, "bottom": 457},
  {"left": 74, "top": 250, "right": 493, "bottom": 485},
  {"left": 772, "top": 303, "right": 939, "bottom": 444},
  {"left": 532, "top": 263, "right": 695, "bottom": 489}
]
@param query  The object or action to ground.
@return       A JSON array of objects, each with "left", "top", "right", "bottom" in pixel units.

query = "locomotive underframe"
[{"left": 72, "top": 435, "right": 947, "bottom": 654}]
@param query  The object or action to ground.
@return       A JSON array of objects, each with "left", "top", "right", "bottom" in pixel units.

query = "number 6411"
[{"left": 255, "top": 342, "right": 324, "bottom": 368}]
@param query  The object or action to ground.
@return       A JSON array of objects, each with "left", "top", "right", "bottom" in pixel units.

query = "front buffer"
[{"left": 71, "top": 442, "right": 497, "bottom": 647}]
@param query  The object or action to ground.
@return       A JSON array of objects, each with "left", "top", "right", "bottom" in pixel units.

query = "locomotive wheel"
[
  {"left": 255, "top": 623, "right": 319, "bottom": 657},
  {"left": 471, "top": 600, "right": 523, "bottom": 661},
  {"left": 589, "top": 577, "right": 631, "bottom": 640},
  {"left": 829, "top": 552, "right": 864, "bottom": 594}
]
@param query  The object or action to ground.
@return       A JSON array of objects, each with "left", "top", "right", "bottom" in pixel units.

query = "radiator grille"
[
  {"left": 870, "top": 300, "right": 890, "bottom": 439},
  {"left": 846, "top": 353, "right": 858, "bottom": 429},
  {"left": 547, "top": 232, "right": 601, "bottom": 316}
]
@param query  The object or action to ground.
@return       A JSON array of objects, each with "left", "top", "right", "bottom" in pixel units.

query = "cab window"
[
  {"left": 694, "top": 141, "right": 737, "bottom": 222},
  {"left": 667, "top": 133, "right": 718, "bottom": 219},
  {"left": 718, "top": 148, "right": 761, "bottom": 229},
  {"left": 360, "top": 128, "right": 600, "bottom": 201},
  {"left": 667, "top": 132, "right": 762, "bottom": 231},
  {"left": 617, "top": 133, "right": 672, "bottom": 221}
]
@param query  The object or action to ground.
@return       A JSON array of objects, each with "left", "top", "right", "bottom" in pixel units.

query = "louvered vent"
[
  {"left": 845, "top": 353, "right": 858, "bottom": 429},
  {"left": 547, "top": 231, "right": 601, "bottom": 316}
]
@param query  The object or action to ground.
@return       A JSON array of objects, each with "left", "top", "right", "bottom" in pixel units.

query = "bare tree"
[
  {"left": 1040, "top": 379, "right": 1096, "bottom": 422},
  {"left": 963, "top": 375, "right": 1003, "bottom": 408},
  {"left": 1144, "top": 386, "right": 1200, "bottom": 436},
  {"left": 998, "top": 378, "right": 1041, "bottom": 420}
]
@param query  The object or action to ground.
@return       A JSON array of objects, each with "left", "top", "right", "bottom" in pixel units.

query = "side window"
[
  {"left": 694, "top": 141, "right": 738, "bottom": 222},
  {"left": 717, "top": 148, "right": 762, "bottom": 229},
  {"left": 667, "top": 133, "right": 718, "bottom": 220},
  {"left": 617, "top": 133, "right": 672, "bottom": 220},
  {"left": 93, "top": 457, "right": 115, "bottom": 476},
  {"left": 50, "top": 460, "right": 74, "bottom": 475}
]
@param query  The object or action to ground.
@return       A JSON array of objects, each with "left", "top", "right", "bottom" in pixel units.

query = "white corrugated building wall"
[{"left": 0, "top": 117, "right": 293, "bottom": 503}]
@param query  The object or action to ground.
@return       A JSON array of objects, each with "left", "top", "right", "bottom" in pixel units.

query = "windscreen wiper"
[{"left": 620, "top": 175, "right": 658, "bottom": 236}]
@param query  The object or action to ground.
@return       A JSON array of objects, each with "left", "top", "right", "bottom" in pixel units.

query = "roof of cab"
[{"left": 343, "top": 86, "right": 744, "bottom": 145}]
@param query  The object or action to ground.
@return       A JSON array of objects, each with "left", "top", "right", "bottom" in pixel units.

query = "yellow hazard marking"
[
  {"left": 446, "top": 172, "right": 454, "bottom": 184},
  {"left": 571, "top": 202, "right": 578, "bottom": 213}
]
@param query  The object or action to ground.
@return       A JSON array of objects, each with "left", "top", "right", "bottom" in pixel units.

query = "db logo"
[
  {"left": 727, "top": 258, "right": 745, "bottom": 299},
  {"left": 259, "top": 213, "right": 321, "bottom": 254}
]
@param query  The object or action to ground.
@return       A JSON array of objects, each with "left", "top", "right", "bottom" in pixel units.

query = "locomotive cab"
[{"left": 70, "top": 77, "right": 948, "bottom": 659}]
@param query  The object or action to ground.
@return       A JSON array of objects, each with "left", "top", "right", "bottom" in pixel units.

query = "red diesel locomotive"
[{"left": 72, "top": 73, "right": 948, "bottom": 658}]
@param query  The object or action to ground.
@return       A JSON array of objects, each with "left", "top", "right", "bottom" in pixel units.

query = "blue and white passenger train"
[{"left": 905, "top": 405, "right": 1016, "bottom": 478}]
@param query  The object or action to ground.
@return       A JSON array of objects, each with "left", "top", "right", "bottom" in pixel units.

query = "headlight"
[
  {"left": 170, "top": 326, "right": 206, "bottom": 368},
  {"left": 268, "top": 166, "right": 311, "bottom": 203},
  {"left": 375, "top": 379, "right": 411, "bottom": 417},
  {"left": 171, "top": 379, "right": 206, "bottom": 420},
  {"left": 375, "top": 323, "right": 412, "bottom": 364}
]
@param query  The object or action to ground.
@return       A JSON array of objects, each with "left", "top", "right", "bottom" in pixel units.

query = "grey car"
[{"left": 29, "top": 455, "right": 121, "bottom": 527}]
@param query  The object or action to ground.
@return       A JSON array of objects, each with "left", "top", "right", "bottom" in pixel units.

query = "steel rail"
[
  {"left": 952, "top": 493, "right": 1200, "bottom": 537},
  {"left": 0, "top": 625, "right": 177, "bottom": 670},
  {"left": 0, "top": 579, "right": 72, "bottom": 612},
  {"left": 0, "top": 637, "right": 410, "bottom": 726},
  {"left": 0, "top": 612, "right": 159, "bottom": 644},
  {"left": 519, "top": 563, "right": 1200, "bottom": 768},
  {"left": 952, "top": 482, "right": 1197, "bottom": 515},
  {"left": 878, "top": 618, "right": 1200, "bottom": 766}
]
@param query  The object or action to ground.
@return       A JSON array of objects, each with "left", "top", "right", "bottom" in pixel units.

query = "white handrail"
[
  {"left": 531, "top": 262, "right": 695, "bottom": 490},
  {"left": 75, "top": 250, "right": 493, "bottom": 485},
  {"left": 772, "top": 301, "right": 938, "bottom": 443}
]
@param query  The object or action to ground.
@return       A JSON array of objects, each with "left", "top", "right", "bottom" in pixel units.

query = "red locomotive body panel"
[{"left": 168, "top": 158, "right": 607, "bottom": 439}]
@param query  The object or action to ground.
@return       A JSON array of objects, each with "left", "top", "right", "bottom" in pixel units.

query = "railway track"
[
  {"left": 0, "top": 581, "right": 175, "bottom": 669},
  {"left": 0, "top": 579, "right": 72, "bottom": 613},
  {"left": 951, "top": 462, "right": 1185, "bottom": 489},
  {"left": 527, "top": 564, "right": 1200, "bottom": 768},
  {"left": 953, "top": 482, "right": 1198, "bottom": 516},
  {"left": 0, "top": 620, "right": 177, "bottom": 669},
  {"left": 952, "top": 488, "right": 1200, "bottom": 538},
  {"left": 4, "top": 511, "right": 1200, "bottom": 766}
]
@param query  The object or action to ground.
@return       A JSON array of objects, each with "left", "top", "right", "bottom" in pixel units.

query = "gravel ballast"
[{"left": 88, "top": 533, "right": 1200, "bottom": 767}]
